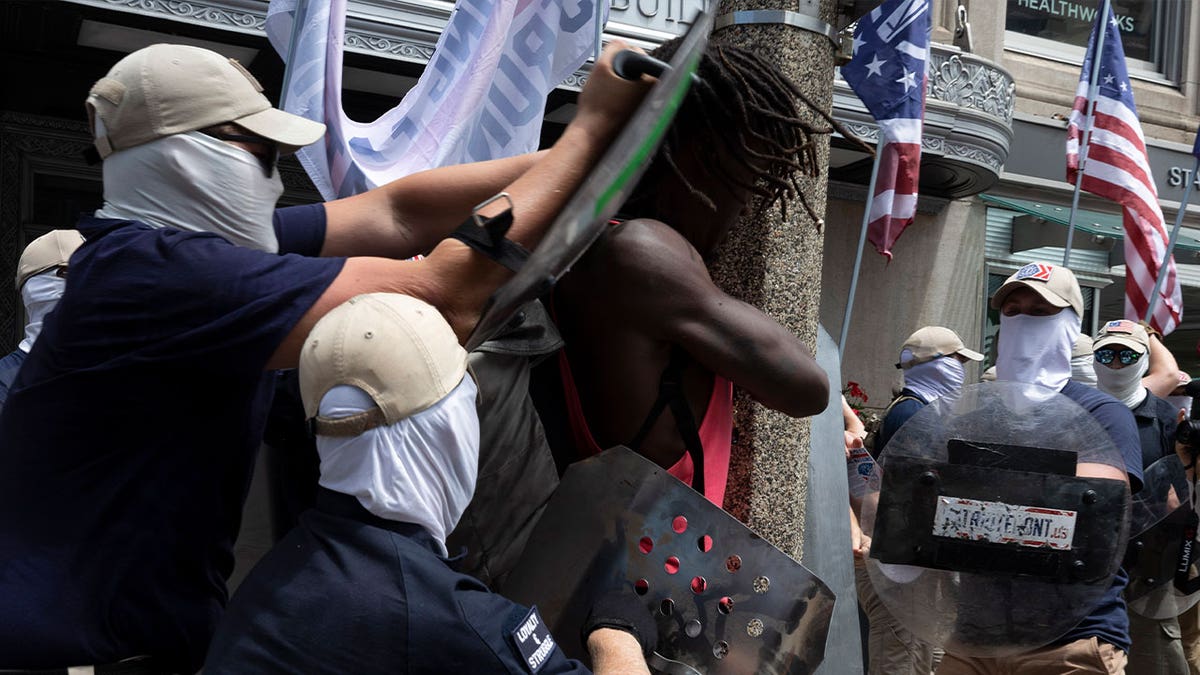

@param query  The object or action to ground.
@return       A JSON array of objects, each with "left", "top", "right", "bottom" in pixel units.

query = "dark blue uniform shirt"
[
  {"left": 206, "top": 489, "right": 591, "bottom": 674},
  {"left": 875, "top": 388, "right": 927, "bottom": 457},
  {"left": 0, "top": 205, "right": 342, "bottom": 672},
  {"left": 0, "top": 347, "right": 27, "bottom": 410}
]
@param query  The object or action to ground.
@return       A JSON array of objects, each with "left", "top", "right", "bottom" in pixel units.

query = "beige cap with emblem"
[
  {"left": 300, "top": 294, "right": 469, "bottom": 436},
  {"left": 898, "top": 326, "right": 984, "bottom": 369},
  {"left": 1093, "top": 319, "right": 1151, "bottom": 354},
  {"left": 16, "top": 230, "right": 85, "bottom": 290},
  {"left": 990, "top": 262, "right": 1084, "bottom": 317},
  {"left": 85, "top": 44, "right": 325, "bottom": 158}
]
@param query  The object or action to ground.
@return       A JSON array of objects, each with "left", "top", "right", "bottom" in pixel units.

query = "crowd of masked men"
[{"left": 0, "top": 29, "right": 1192, "bottom": 675}]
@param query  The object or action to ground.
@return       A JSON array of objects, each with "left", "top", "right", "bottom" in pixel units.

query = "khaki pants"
[
  {"left": 936, "top": 637, "right": 1126, "bottom": 675},
  {"left": 1127, "top": 611, "right": 1188, "bottom": 675},
  {"left": 856, "top": 562, "right": 937, "bottom": 675}
]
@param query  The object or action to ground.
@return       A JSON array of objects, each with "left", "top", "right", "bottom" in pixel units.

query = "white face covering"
[
  {"left": 19, "top": 271, "right": 66, "bottom": 353},
  {"left": 1094, "top": 353, "right": 1149, "bottom": 409},
  {"left": 995, "top": 310, "right": 1081, "bottom": 393},
  {"left": 1070, "top": 354, "right": 1098, "bottom": 388},
  {"left": 94, "top": 131, "right": 283, "bottom": 252},
  {"left": 1168, "top": 395, "right": 1193, "bottom": 418},
  {"left": 316, "top": 376, "right": 480, "bottom": 555},
  {"left": 901, "top": 349, "right": 966, "bottom": 403}
]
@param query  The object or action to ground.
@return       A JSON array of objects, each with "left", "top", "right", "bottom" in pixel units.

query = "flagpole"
[
  {"left": 278, "top": 0, "right": 311, "bottom": 109},
  {"left": 1142, "top": 155, "right": 1199, "bottom": 324},
  {"left": 839, "top": 141, "right": 885, "bottom": 358},
  {"left": 1063, "top": 0, "right": 1112, "bottom": 267}
]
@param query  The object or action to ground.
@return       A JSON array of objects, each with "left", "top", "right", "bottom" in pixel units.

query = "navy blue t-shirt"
[
  {"left": 1054, "top": 379, "right": 1144, "bottom": 653},
  {"left": 875, "top": 388, "right": 928, "bottom": 457},
  {"left": 0, "top": 206, "right": 343, "bottom": 671},
  {"left": 0, "top": 347, "right": 27, "bottom": 411}
]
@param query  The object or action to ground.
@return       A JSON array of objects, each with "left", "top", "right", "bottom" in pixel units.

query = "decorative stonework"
[
  {"left": 91, "top": 0, "right": 264, "bottom": 31},
  {"left": 928, "top": 51, "right": 1016, "bottom": 124},
  {"left": 943, "top": 140, "right": 1005, "bottom": 172},
  {"left": 343, "top": 31, "right": 437, "bottom": 62}
]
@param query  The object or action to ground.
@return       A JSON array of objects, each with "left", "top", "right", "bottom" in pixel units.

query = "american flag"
[
  {"left": 841, "top": 0, "right": 931, "bottom": 261},
  {"left": 1067, "top": 3, "right": 1181, "bottom": 334}
]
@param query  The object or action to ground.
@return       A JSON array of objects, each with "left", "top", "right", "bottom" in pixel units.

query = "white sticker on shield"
[{"left": 932, "top": 496, "right": 1077, "bottom": 550}]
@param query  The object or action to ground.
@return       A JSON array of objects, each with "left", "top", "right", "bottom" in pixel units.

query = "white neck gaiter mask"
[
  {"left": 94, "top": 131, "right": 282, "bottom": 252},
  {"left": 1071, "top": 354, "right": 1098, "bottom": 388},
  {"left": 1094, "top": 356, "right": 1149, "bottom": 409},
  {"left": 1168, "top": 395, "right": 1193, "bottom": 417},
  {"left": 996, "top": 310, "right": 1081, "bottom": 393},
  {"left": 901, "top": 349, "right": 966, "bottom": 403},
  {"left": 19, "top": 272, "right": 66, "bottom": 353},
  {"left": 316, "top": 376, "right": 480, "bottom": 556}
]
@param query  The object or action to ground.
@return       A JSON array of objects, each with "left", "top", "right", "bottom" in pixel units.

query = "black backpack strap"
[
  {"left": 447, "top": 207, "right": 531, "bottom": 273},
  {"left": 629, "top": 346, "right": 706, "bottom": 497}
]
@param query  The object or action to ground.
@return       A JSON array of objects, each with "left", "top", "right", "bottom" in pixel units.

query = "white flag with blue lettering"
[{"left": 266, "top": 0, "right": 606, "bottom": 200}]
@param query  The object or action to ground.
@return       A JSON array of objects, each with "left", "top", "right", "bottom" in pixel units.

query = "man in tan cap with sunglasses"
[
  {"left": 0, "top": 230, "right": 84, "bottom": 409},
  {"left": 0, "top": 41, "right": 651, "bottom": 673},
  {"left": 205, "top": 294, "right": 654, "bottom": 674}
]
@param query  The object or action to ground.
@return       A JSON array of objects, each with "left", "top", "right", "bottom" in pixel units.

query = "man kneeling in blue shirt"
[{"left": 205, "top": 294, "right": 655, "bottom": 674}]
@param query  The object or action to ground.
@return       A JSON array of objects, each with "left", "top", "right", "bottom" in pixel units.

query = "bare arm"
[
  {"left": 1143, "top": 332, "right": 1183, "bottom": 398},
  {"left": 587, "top": 629, "right": 650, "bottom": 675},
  {"left": 623, "top": 222, "right": 830, "bottom": 417},
  {"left": 320, "top": 151, "right": 544, "bottom": 258},
  {"left": 267, "top": 42, "right": 651, "bottom": 369}
]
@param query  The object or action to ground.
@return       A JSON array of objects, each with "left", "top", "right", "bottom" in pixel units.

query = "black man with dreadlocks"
[{"left": 532, "top": 37, "right": 844, "bottom": 507}]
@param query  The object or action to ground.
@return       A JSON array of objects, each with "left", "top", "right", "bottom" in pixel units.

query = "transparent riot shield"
[
  {"left": 862, "top": 381, "right": 1131, "bottom": 657},
  {"left": 1126, "top": 453, "right": 1199, "bottom": 620},
  {"left": 504, "top": 447, "right": 835, "bottom": 674}
]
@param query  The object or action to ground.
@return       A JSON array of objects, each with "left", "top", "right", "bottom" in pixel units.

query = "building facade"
[{"left": 1, "top": 0, "right": 1197, "bottom": 405}]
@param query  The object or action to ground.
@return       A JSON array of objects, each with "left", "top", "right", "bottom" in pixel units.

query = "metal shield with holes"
[
  {"left": 464, "top": 10, "right": 713, "bottom": 352},
  {"left": 862, "top": 381, "right": 1131, "bottom": 658},
  {"left": 504, "top": 446, "right": 834, "bottom": 675}
]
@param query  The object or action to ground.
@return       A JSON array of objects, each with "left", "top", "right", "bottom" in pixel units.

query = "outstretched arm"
[
  {"left": 268, "top": 41, "right": 651, "bottom": 369},
  {"left": 320, "top": 151, "right": 545, "bottom": 259}
]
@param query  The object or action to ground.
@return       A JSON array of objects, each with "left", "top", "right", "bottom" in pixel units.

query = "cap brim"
[
  {"left": 955, "top": 347, "right": 985, "bottom": 362},
  {"left": 989, "top": 280, "right": 1073, "bottom": 312},
  {"left": 235, "top": 107, "right": 326, "bottom": 156},
  {"left": 1094, "top": 336, "right": 1147, "bottom": 353}
]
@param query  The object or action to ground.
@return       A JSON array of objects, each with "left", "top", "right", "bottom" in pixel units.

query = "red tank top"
[{"left": 556, "top": 347, "right": 734, "bottom": 507}]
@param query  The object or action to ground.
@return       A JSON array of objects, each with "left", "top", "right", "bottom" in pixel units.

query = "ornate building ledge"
[{"left": 832, "top": 44, "right": 1015, "bottom": 199}]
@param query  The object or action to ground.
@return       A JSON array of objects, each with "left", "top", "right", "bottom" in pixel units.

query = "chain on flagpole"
[{"left": 1063, "top": 0, "right": 1112, "bottom": 267}]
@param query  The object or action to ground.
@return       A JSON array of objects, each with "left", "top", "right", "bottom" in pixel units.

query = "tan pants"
[
  {"left": 856, "top": 563, "right": 937, "bottom": 675},
  {"left": 1127, "top": 611, "right": 1188, "bottom": 675},
  {"left": 936, "top": 637, "right": 1127, "bottom": 675},
  {"left": 1179, "top": 603, "right": 1200, "bottom": 675}
]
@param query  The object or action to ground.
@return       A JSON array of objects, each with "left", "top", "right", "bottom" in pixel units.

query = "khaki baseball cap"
[
  {"left": 300, "top": 294, "right": 469, "bottom": 436},
  {"left": 1072, "top": 334, "right": 1094, "bottom": 359},
  {"left": 16, "top": 230, "right": 85, "bottom": 290},
  {"left": 85, "top": 44, "right": 325, "bottom": 159},
  {"left": 1093, "top": 319, "right": 1150, "bottom": 354},
  {"left": 898, "top": 326, "right": 983, "bottom": 369},
  {"left": 990, "top": 262, "right": 1084, "bottom": 317}
]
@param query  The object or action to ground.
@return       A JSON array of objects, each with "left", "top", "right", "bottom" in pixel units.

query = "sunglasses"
[
  {"left": 1094, "top": 347, "right": 1143, "bottom": 366},
  {"left": 203, "top": 130, "right": 279, "bottom": 178}
]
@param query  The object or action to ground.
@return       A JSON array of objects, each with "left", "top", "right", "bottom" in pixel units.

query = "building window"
[
  {"left": 1005, "top": 0, "right": 1185, "bottom": 83},
  {"left": 982, "top": 270, "right": 1100, "bottom": 369}
]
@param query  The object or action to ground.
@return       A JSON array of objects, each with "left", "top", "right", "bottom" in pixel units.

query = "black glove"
[{"left": 580, "top": 587, "right": 659, "bottom": 658}]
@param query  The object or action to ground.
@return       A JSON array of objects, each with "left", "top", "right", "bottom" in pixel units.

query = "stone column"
[{"left": 709, "top": 0, "right": 839, "bottom": 559}]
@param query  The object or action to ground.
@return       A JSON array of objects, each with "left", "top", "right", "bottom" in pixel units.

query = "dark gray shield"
[
  {"left": 503, "top": 447, "right": 834, "bottom": 674},
  {"left": 464, "top": 9, "right": 713, "bottom": 351}
]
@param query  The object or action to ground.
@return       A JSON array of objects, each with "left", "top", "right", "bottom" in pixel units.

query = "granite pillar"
[{"left": 709, "top": 0, "right": 838, "bottom": 560}]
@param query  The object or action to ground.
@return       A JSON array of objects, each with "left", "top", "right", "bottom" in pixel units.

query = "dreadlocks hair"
[{"left": 624, "top": 38, "right": 872, "bottom": 228}]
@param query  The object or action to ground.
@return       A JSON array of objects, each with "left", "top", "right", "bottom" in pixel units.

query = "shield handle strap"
[
  {"left": 629, "top": 345, "right": 706, "bottom": 498},
  {"left": 449, "top": 192, "right": 531, "bottom": 273}
]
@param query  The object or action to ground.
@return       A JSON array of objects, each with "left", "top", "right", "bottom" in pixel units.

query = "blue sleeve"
[
  {"left": 1096, "top": 400, "right": 1144, "bottom": 493},
  {"left": 878, "top": 399, "right": 922, "bottom": 455},
  {"left": 273, "top": 204, "right": 327, "bottom": 257}
]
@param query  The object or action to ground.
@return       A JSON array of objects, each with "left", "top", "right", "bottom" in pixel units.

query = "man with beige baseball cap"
[
  {"left": 938, "top": 262, "right": 1144, "bottom": 675},
  {"left": 0, "top": 230, "right": 85, "bottom": 408},
  {"left": 0, "top": 40, "right": 652, "bottom": 672},
  {"left": 206, "top": 294, "right": 653, "bottom": 674}
]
